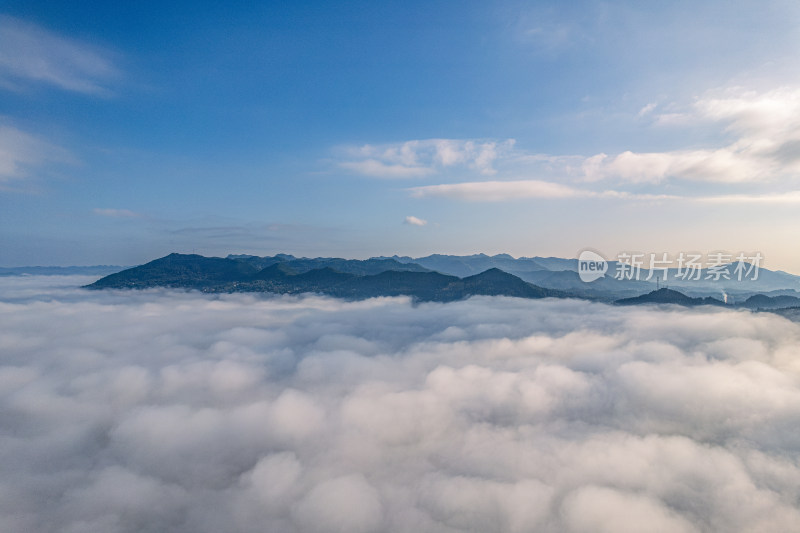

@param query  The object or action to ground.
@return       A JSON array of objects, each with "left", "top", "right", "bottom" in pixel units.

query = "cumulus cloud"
[
  {"left": 0, "top": 15, "right": 120, "bottom": 94},
  {"left": 2, "top": 276, "right": 800, "bottom": 532},
  {"left": 338, "top": 139, "right": 515, "bottom": 178},
  {"left": 404, "top": 215, "right": 427, "bottom": 226}
]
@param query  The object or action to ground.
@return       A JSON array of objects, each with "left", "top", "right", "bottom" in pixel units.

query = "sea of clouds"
[{"left": 2, "top": 275, "right": 800, "bottom": 532}]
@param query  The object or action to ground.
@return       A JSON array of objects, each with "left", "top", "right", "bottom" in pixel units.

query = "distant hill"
[
  {"left": 514, "top": 269, "right": 649, "bottom": 300},
  {"left": 88, "top": 254, "right": 259, "bottom": 289},
  {"left": 448, "top": 268, "right": 554, "bottom": 299},
  {"left": 741, "top": 294, "right": 800, "bottom": 310},
  {"left": 86, "top": 253, "right": 563, "bottom": 302},
  {"left": 616, "top": 288, "right": 725, "bottom": 307},
  {"left": 769, "top": 306, "right": 800, "bottom": 321}
]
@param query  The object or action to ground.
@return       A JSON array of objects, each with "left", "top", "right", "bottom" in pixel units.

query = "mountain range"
[
  {"left": 377, "top": 253, "right": 800, "bottom": 300},
  {"left": 86, "top": 253, "right": 563, "bottom": 302},
  {"left": 83, "top": 252, "right": 800, "bottom": 313}
]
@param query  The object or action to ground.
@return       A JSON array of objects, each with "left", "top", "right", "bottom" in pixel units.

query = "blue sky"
[{"left": 3, "top": 0, "right": 800, "bottom": 271}]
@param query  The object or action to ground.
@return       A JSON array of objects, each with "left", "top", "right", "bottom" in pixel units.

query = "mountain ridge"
[
  {"left": 616, "top": 288, "right": 726, "bottom": 307},
  {"left": 85, "top": 253, "right": 564, "bottom": 302}
]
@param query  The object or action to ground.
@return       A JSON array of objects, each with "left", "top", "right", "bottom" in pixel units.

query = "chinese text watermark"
[{"left": 578, "top": 250, "right": 763, "bottom": 283}]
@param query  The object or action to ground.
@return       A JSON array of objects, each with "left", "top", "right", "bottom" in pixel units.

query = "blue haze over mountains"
[
  {"left": 75, "top": 252, "right": 800, "bottom": 311},
  {"left": 382, "top": 253, "right": 800, "bottom": 300}
]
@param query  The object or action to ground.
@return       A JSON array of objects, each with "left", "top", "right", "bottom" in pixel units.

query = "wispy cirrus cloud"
[
  {"left": 0, "top": 15, "right": 120, "bottom": 95},
  {"left": 337, "top": 139, "right": 516, "bottom": 178},
  {"left": 0, "top": 124, "right": 74, "bottom": 186},
  {"left": 584, "top": 87, "right": 800, "bottom": 184},
  {"left": 409, "top": 179, "right": 584, "bottom": 201},
  {"left": 408, "top": 179, "right": 677, "bottom": 202},
  {"left": 403, "top": 215, "right": 427, "bottom": 226},
  {"left": 409, "top": 178, "right": 800, "bottom": 205},
  {"left": 340, "top": 159, "right": 434, "bottom": 178},
  {"left": 92, "top": 208, "right": 143, "bottom": 218},
  {"left": 583, "top": 148, "right": 764, "bottom": 184},
  {"left": 696, "top": 191, "right": 800, "bottom": 204}
]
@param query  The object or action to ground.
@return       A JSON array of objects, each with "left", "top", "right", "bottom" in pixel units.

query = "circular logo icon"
[{"left": 578, "top": 250, "right": 608, "bottom": 282}]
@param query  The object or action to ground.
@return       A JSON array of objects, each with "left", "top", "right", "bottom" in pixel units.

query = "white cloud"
[
  {"left": 562, "top": 486, "right": 699, "bottom": 533},
  {"left": 340, "top": 87, "right": 800, "bottom": 195},
  {"left": 695, "top": 87, "right": 800, "bottom": 138},
  {"left": 0, "top": 15, "right": 119, "bottom": 95},
  {"left": 404, "top": 215, "right": 427, "bottom": 226},
  {"left": 0, "top": 124, "right": 74, "bottom": 185},
  {"left": 370, "top": 88, "right": 800, "bottom": 192},
  {"left": 588, "top": 87, "right": 800, "bottom": 184},
  {"left": 293, "top": 474, "right": 383, "bottom": 533},
  {"left": 336, "top": 88, "right": 800, "bottom": 189},
  {"left": 409, "top": 179, "right": 584, "bottom": 201},
  {"left": 3, "top": 276, "right": 800, "bottom": 532},
  {"left": 637, "top": 102, "right": 658, "bottom": 118},
  {"left": 338, "top": 139, "right": 515, "bottom": 178},
  {"left": 600, "top": 148, "right": 761, "bottom": 184},
  {"left": 340, "top": 159, "right": 434, "bottom": 178},
  {"left": 406, "top": 177, "right": 800, "bottom": 205},
  {"left": 696, "top": 191, "right": 800, "bottom": 204},
  {"left": 408, "top": 179, "right": 676, "bottom": 202}
]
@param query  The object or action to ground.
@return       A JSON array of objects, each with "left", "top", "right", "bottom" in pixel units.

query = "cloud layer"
[{"left": 2, "top": 277, "right": 800, "bottom": 532}]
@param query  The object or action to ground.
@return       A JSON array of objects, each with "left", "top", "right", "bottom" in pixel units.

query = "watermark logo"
[{"left": 578, "top": 249, "right": 608, "bottom": 282}]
